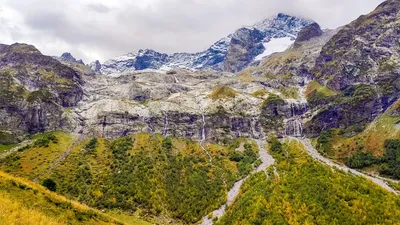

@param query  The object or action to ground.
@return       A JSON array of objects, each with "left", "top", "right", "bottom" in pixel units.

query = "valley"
[{"left": 1, "top": 0, "right": 400, "bottom": 224}]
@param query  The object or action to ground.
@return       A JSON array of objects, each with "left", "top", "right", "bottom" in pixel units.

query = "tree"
[{"left": 42, "top": 178, "right": 57, "bottom": 192}]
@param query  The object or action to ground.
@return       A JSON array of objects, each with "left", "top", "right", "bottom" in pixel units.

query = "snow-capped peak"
[{"left": 97, "top": 13, "right": 315, "bottom": 75}]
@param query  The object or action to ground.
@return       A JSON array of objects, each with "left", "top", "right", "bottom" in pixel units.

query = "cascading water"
[
  {"left": 285, "top": 102, "right": 307, "bottom": 137},
  {"left": 201, "top": 114, "right": 206, "bottom": 141},
  {"left": 199, "top": 113, "right": 212, "bottom": 163},
  {"left": 162, "top": 112, "right": 169, "bottom": 137},
  {"left": 285, "top": 118, "right": 303, "bottom": 137},
  {"left": 174, "top": 75, "right": 180, "bottom": 83}
]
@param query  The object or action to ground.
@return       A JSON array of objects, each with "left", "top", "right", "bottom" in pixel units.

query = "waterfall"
[
  {"left": 174, "top": 75, "right": 180, "bottom": 83},
  {"left": 285, "top": 118, "right": 303, "bottom": 137},
  {"left": 284, "top": 102, "right": 308, "bottom": 137},
  {"left": 143, "top": 117, "right": 155, "bottom": 135},
  {"left": 162, "top": 112, "right": 169, "bottom": 137},
  {"left": 199, "top": 113, "right": 212, "bottom": 164},
  {"left": 201, "top": 114, "right": 206, "bottom": 141}
]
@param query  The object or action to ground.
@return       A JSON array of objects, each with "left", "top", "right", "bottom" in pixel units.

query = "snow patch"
[{"left": 254, "top": 37, "right": 294, "bottom": 61}]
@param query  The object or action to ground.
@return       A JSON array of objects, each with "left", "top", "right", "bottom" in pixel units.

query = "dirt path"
[
  {"left": 199, "top": 139, "right": 275, "bottom": 225},
  {"left": 295, "top": 137, "right": 399, "bottom": 195},
  {"left": 33, "top": 134, "right": 83, "bottom": 183}
]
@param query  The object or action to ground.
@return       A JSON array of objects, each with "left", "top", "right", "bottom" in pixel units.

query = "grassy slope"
[
  {"left": 0, "top": 170, "right": 122, "bottom": 225},
  {"left": 0, "top": 132, "right": 258, "bottom": 224},
  {"left": 217, "top": 139, "right": 400, "bottom": 225},
  {"left": 0, "top": 132, "right": 77, "bottom": 179}
]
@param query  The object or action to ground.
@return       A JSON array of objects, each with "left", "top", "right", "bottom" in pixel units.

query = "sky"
[{"left": 0, "top": 0, "right": 384, "bottom": 63}]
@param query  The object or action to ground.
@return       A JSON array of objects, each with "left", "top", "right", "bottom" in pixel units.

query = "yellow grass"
[
  {"left": 0, "top": 170, "right": 122, "bottom": 225},
  {"left": 0, "top": 194, "right": 63, "bottom": 225},
  {"left": 208, "top": 86, "right": 237, "bottom": 100}
]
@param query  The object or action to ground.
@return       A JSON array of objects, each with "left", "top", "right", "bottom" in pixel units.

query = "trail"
[
  {"left": 200, "top": 139, "right": 275, "bottom": 225},
  {"left": 294, "top": 137, "right": 399, "bottom": 195},
  {"left": 33, "top": 134, "right": 84, "bottom": 183}
]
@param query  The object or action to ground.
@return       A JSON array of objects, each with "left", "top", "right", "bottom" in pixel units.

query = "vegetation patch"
[
  {"left": 217, "top": 138, "right": 400, "bottom": 225},
  {"left": 279, "top": 86, "right": 299, "bottom": 99},
  {"left": 238, "top": 73, "right": 255, "bottom": 83},
  {"left": 251, "top": 89, "right": 268, "bottom": 98},
  {"left": 0, "top": 131, "right": 19, "bottom": 145},
  {"left": 0, "top": 170, "right": 121, "bottom": 225},
  {"left": 14, "top": 134, "right": 259, "bottom": 224},
  {"left": 208, "top": 86, "right": 237, "bottom": 100},
  {"left": 0, "top": 132, "right": 75, "bottom": 179},
  {"left": 305, "top": 80, "right": 337, "bottom": 107}
]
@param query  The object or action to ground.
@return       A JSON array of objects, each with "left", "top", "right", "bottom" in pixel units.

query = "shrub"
[
  {"left": 85, "top": 138, "right": 98, "bottom": 154},
  {"left": 208, "top": 86, "right": 237, "bottom": 100},
  {"left": 34, "top": 134, "right": 58, "bottom": 148},
  {"left": 42, "top": 178, "right": 57, "bottom": 192},
  {"left": 162, "top": 137, "right": 173, "bottom": 151},
  {"left": 345, "top": 151, "right": 379, "bottom": 169}
]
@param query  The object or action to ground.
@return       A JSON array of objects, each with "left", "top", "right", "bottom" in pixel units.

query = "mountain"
[
  {"left": 55, "top": 52, "right": 85, "bottom": 65},
  {"left": 2, "top": 1, "right": 400, "bottom": 225},
  {"left": 95, "top": 13, "right": 314, "bottom": 75},
  {"left": 0, "top": 43, "right": 83, "bottom": 138}
]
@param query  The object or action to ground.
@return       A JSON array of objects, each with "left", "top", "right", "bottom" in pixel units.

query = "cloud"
[
  {"left": 86, "top": 3, "right": 111, "bottom": 13},
  {"left": 0, "top": 0, "right": 384, "bottom": 63}
]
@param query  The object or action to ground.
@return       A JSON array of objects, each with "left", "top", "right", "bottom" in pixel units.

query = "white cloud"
[{"left": 0, "top": 0, "right": 384, "bottom": 63}]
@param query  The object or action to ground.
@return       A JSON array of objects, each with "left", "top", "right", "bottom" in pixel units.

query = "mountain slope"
[
  {"left": 305, "top": 0, "right": 400, "bottom": 136},
  {"left": 0, "top": 169, "right": 123, "bottom": 225},
  {"left": 0, "top": 43, "right": 83, "bottom": 139},
  {"left": 95, "top": 13, "right": 313, "bottom": 75},
  {"left": 217, "top": 138, "right": 400, "bottom": 224}
]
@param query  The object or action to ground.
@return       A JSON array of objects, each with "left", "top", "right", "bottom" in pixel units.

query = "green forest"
[{"left": 216, "top": 138, "right": 400, "bottom": 225}]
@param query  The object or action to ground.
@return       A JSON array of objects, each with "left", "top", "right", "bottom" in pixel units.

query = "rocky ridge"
[{"left": 93, "top": 13, "right": 314, "bottom": 75}]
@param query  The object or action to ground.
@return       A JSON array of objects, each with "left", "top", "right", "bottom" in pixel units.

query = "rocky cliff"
[
  {"left": 0, "top": 44, "right": 83, "bottom": 141},
  {"left": 305, "top": 0, "right": 400, "bottom": 136},
  {"left": 2, "top": 0, "right": 400, "bottom": 145}
]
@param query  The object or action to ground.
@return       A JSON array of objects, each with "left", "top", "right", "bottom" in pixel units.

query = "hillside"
[
  {"left": 217, "top": 138, "right": 400, "bottom": 224},
  {"left": 0, "top": 169, "right": 124, "bottom": 225},
  {"left": 1, "top": 0, "right": 400, "bottom": 224}
]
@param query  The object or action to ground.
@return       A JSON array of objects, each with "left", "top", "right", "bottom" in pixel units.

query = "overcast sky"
[{"left": 0, "top": 0, "right": 384, "bottom": 63}]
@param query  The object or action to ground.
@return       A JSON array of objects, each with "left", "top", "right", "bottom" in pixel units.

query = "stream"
[{"left": 199, "top": 139, "right": 275, "bottom": 225}]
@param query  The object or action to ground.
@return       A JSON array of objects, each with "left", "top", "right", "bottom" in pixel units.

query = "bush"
[
  {"left": 34, "top": 134, "right": 58, "bottom": 147},
  {"left": 85, "top": 138, "right": 98, "bottom": 154},
  {"left": 269, "top": 136, "right": 282, "bottom": 154},
  {"left": 345, "top": 151, "right": 379, "bottom": 169},
  {"left": 42, "top": 178, "right": 57, "bottom": 192},
  {"left": 379, "top": 140, "right": 400, "bottom": 179},
  {"left": 162, "top": 137, "right": 172, "bottom": 151}
]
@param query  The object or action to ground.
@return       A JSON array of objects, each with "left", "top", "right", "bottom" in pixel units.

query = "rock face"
[
  {"left": 96, "top": 13, "right": 314, "bottom": 75},
  {"left": 89, "top": 60, "right": 102, "bottom": 73},
  {"left": 294, "top": 23, "right": 323, "bottom": 47},
  {"left": 56, "top": 52, "right": 84, "bottom": 65},
  {"left": 314, "top": 0, "right": 400, "bottom": 91},
  {"left": 223, "top": 28, "right": 266, "bottom": 72},
  {"left": 304, "top": 0, "right": 400, "bottom": 136},
  {"left": 1, "top": 0, "right": 399, "bottom": 145},
  {"left": 0, "top": 44, "right": 84, "bottom": 139}
]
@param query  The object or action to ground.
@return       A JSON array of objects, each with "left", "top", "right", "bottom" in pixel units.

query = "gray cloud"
[
  {"left": 0, "top": 0, "right": 384, "bottom": 63},
  {"left": 86, "top": 3, "right": 111, "bottom": 13}
]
